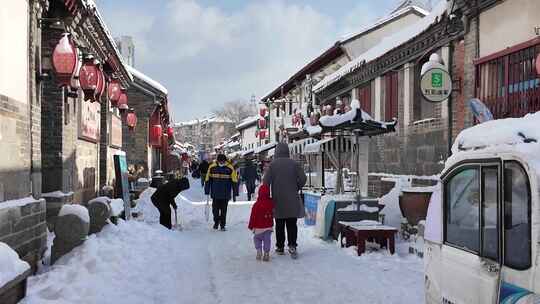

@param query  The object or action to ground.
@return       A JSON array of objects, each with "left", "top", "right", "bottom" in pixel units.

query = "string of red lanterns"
[{"left": 126, "top": 109, "right": 138, "bottom": 131}]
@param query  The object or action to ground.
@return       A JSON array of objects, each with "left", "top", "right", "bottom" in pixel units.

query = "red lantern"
[
  {"left": 126, "top": 110, "right": 137, "bottom": 131},
  {"left": 95, "top": 67, "right": 106, "bottom": 101},
  {"left": 79, "top": 59, "right": 100, "bottom": 101},
  {"left": 52, "top": 34, "right": 78, "bottom": 87},
  {"left": 108, "top": 79, "right": 122, "bottom": 107},
  {"left": 181, "top": 153, "right": 189, "bottom": 162},
  {"left": 150, "top": 125, "right": 163, "bottom": 147},
  {"left": 259, "top": 108, "right": 267, "bottom": 117},
  {"left": 259, "top": 130, "right": 267, "bottom": 139},
  {"left": 117, "top": 91, "right": 129, "bottom": 111},
  {"left": 258, "top": 119, "right": 267, "bottom": 129},
  {"left": 167, "top": 126, "right": 174, "bottom": 138}
]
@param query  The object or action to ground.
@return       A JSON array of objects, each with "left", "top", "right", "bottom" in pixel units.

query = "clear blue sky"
[{"left": 95, "top": 0, "right": 413, "bottom": 121}]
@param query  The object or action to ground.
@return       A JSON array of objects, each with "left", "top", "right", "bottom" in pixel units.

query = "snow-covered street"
[{"left": 23, "top": 180, "right": 424, "bottom": 304}]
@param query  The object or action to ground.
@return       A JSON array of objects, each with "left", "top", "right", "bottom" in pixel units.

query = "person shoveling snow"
[{"left": 151, "top": 172, "right": 190, "bottom": 229}]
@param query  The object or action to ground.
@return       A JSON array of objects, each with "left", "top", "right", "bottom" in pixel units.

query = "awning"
[
  {"left": 304, "top": 137, "right": 353, "bottom": 154},
  {"left": 289, "top": 138, "right": 317, "bottom": 155},
  {"left": 254, "top": 142, "right": 277, "bottom": 154}
]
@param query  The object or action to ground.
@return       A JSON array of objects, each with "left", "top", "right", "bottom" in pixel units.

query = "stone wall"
[{"left": 0, "top": 198, "right": 47, "bottom": 271}]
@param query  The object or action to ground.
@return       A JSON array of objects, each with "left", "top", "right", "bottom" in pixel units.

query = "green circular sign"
[{"left": 420, "top": 67, "right": 452, "bottom": 103}]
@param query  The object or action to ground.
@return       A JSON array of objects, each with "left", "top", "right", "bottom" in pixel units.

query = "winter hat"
[{"left": 217, "top": 154, "right": 227, "bottom": 163}]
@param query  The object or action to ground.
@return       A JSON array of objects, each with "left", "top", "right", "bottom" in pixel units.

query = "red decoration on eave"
[
  {"left": 258, "top": 119, "right": 266, "bottom": 129},
  {"left": 108, "top": 79, "right": 122, "bottom": 107},
  {"left": 126, "top": 110, "right": 138, "bottom": 131},
  {"left": 79, "top": 59, "right": 101, "bottom": 102},
  {"left": 94, "top": 67, "right": 105, "bottom": 102},
  {"left": 117, "top": 90, "right": 129, "bottom": 111},
  {"left": 150, "top": 125, "right": 163, "bottom": 147},
  {"left": 166, "top": 126, "right": 174, "bottom": 138},
  {"left": 52, "top": 34, "right": 78, "bottom": 87},
  {"left": 259, "top": 129, "right": 267, "bottom": 139},
  {"left": 259, "top": 108, "right": 267, "bottom": 117}
]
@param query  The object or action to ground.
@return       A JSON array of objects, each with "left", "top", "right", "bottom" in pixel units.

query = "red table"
[{"left": 339, "top": 222, "right": 398, "bottom": 256}]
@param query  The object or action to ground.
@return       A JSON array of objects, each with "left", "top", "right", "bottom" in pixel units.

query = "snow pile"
[
  {"left": 379, "top": 176, "right": 413, "bottom": 229},
  {"left": 88, "top": 196, "right": 110, "bottom": 206},
  {"left": 0, "top": 197, "right": 41, "bottom": 211},
  {"left": 314, "top": 1, "right": 447, "bottom": 92},
  {"left": 319, "top": 105, "right": 358, "bottom": 127},
  {"left": 109, "top": 199, "right": 125, "bottom": 217},
  {"left": 132, "top": 187, "right": 159, "bottom": 223},
  {"left": 58, "top": 204, "right": 90, "bottom": 223},
  {"left": 41, "top": 191, "right": 74, "bottom": 198},
  {"left": 452, "top": 111, "right": 540, "bottom": 153},
  {"left": 0, "top": 242, "right": 30, "bottom": 287},
  {"left": 359, "top": 204, "right": 380, "bottom": 213}
]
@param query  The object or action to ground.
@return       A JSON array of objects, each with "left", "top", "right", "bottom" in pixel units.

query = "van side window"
[
  {"left": 482, "top": 167, "right": 499, "bottom": 261},
  {"left": 445, "top": 168, "right": 480, "bottom": 253},
  {"left": 504, "top": 162, "right": 531, "bottom": 270}
]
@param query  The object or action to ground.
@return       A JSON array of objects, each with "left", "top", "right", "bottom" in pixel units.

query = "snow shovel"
[
  {"left": 204, "top": 196, "right": 210, "bottom": 222},
  {"left": 174, "top": 208, "right": 183, "bottom": 231}
]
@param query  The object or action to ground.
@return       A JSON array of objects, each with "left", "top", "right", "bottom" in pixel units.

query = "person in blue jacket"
[{"left": 205, "top": 154, "right": 238, "bottom": 231}]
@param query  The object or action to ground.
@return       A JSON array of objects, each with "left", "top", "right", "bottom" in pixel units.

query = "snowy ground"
[{"left": 23, "top": 179, "right": 424, "bottom": 304}]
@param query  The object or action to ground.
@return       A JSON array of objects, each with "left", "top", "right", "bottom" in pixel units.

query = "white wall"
[
  {"left": 479, "top": 0, "right": 540, "bottom": 57},
  {"left": 0, "top": 1, "right": 28, "bottom": 103},
  {"left": 343, "top": 13, "right": 424, "bottom": 59},
  {"left": 240, "top": 125, "right": 259, "bottom": 151}
]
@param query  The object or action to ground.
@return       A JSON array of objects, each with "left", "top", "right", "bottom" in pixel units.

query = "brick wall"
[{"left": 124, "top": 86, "right": 157, "bottom": 177}]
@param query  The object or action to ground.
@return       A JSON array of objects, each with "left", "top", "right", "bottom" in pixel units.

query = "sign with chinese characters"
[
  {"left": 110, "top": 114, "right": 122, "bottom": 148},
  {"left": 79, "top": 100, "right": 100, "bottom": 142},
  {"left": 420, "top": 67, "right": 452, "bottom": 103}
]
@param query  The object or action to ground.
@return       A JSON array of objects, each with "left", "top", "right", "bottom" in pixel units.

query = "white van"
[{"left": 424, "top": 113, "right": 540, "bottom": 304}]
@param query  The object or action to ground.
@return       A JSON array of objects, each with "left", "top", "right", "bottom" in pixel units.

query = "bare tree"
[{"left": 212, "top": 100, "right": 256, "bottom": 125}]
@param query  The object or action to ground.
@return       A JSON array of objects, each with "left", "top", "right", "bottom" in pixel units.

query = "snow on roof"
[
  {"left": 305, "top": 137, "right": 335, "bottom": 154},
  {"left": 126, "top": 65, "right": 168, "bottom": 95},
  {"left": 341, "top": 5, "right": 429, "bottom": 42},
  {"left": 236, "top": 116, "right": 259, "bottom": 130},
  {"left": 42, "top": 191, "right": 74, "bottom": 198},
  {"left": 313, "top": 1, "right": 447, "bottom": 93},
  {"left": 58, "top": 204, "right": 90, "bottom": 223},
  {"left": 254, "top": 142, "right": 277, "bottom": 154},
  {"left": 448, "top": 112, "right": 540, "bottom": 179},
  {"left": 0, "top": 242, "right": 30, "bottom": 287},
  {"left": 452, "top": 112, "right": 540, "bottom": 154}
]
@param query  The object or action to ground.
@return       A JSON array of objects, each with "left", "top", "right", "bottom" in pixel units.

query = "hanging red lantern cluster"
[
  {"left": 52, "top": 34, "right": 79, "bottom": 87},
  {"left": 259, "top": 129, "right": 267, "bottom": 139},
  {"left": 79, "top": 58, "right": 105, "bottom": 102},
  {"left": 126, "top": 110, "right": 138, "bottom": 131},
  {"left": 108, "top": 79, "right": 122, "bottom": 107},
  {"left": 117, "top": 90, "right": 129, "bottom": 111}
]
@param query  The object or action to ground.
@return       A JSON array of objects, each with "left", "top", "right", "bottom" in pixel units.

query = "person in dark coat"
[
  {"left": 151, "top": 174, "right": 190, "bottom": 229},
  {"left": 241, "top": 158, "right": 259, "bottom": 201},
  {"left": 198, "top": 159, "right": 210, "bottom": 187},
  {"left": 263, "top": 142, "right": 307, "bottom": 258},
  {"left": 205, "top": 154, "right": 238, "bottom": 231}
]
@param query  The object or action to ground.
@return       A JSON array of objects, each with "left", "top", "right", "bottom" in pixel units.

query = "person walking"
[
  {"left": 151, "top": 172, "right": 190, "bottom": 229},
  {"left": 263, "top": 142, "right": 307, "bottom": 258},
  {"left": 205, "top": 154, "right": 238, "bottom": 231},
  {"left": 241, "top": 158, "right": 259, "bottom": 201},
  {"left": 198, "top": 159, "right": 210, "bottom": 187},
  {"left": 248, "top": 184, "right": 274, "bottom": 262}
]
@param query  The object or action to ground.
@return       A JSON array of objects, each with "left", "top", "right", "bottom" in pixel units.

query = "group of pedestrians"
[{"left": 152, "top": 142, "right": 307, "bottom": 261}]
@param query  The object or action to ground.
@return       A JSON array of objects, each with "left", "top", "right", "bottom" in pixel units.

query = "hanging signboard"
[
  {"left": 114, "top": 152, "right": 131, "bottom": 220},
  {"left": 110, "top": 114, "right": 122, "bottom": 148},
  {"left": 79, "top": 100, "right": 100, "bottom": 142},
  {"left": 420, "top": 67, "right": 452, "bottom": 103}
]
